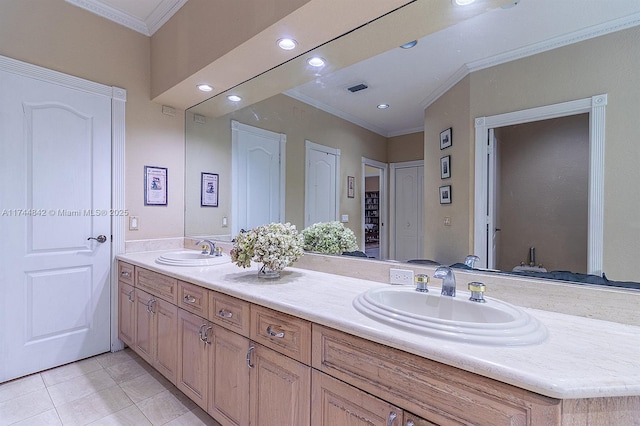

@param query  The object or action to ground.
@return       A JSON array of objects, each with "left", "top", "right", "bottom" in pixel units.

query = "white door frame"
[
  {"left": 389, "top": 160, "right": 424, "bottom": 260},
  {"left": 362, "top": 157, "right": 388, "bottom": 259},
  {"left": 474, "top": 94, "right": 606, "bottom": 275},
  {"left": 304, "top": 140, "right": 340, "bottom": 227},
  {"left": 0, "top": 55, "right": 127, "bottom": 353}
]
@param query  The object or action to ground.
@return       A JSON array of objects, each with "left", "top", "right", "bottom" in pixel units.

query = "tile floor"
[{"left": 0, "top": 349, "right": 221, "bottom": 426}]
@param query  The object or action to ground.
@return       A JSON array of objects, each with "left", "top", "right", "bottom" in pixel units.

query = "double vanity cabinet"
[{"left": 116, "top": 259, "right": 601, "bottom": 425}]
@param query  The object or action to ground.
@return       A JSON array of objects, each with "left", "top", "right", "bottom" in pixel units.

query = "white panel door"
[
  {"left": 0, "top": 69, "right": 112, "bottom": 382},
  {"left": 305, "top": 141, "right": 338, "bottom": 227},
  {"left": 393, "top": 165, "right": 424, "bottom": 261},
  {"left": 232, "top": 121, "right": 285, "bottom": 235}
]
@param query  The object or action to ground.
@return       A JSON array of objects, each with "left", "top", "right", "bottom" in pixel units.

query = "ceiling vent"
[{"left": 347, "top": 83, "right": 368, "bottom": 93}]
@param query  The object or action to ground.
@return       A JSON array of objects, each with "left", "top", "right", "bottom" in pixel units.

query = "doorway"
[
  {"left": 362, "top": 158, "right": 388, "bottom": 259},
  {"left": 474, "top": 95, "right": 606, "bottom": 275},
  {"left": 390, "top": 160, "right": 424, "bottom": 262},
  {"left": 304, "top": 140, "right": 340, "bottom": 227}
]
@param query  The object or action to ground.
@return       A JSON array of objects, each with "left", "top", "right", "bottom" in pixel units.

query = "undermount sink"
[
  {"left": 156, "top": 250, "right": 231, "bottom": 267},
  {"left": 353, "top": 286, "right": 547, "bottom": 346}
]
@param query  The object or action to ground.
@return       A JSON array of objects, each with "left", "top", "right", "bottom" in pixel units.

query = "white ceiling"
[{"left": 71, "top": 0, "right": 640, "bottom": 136}]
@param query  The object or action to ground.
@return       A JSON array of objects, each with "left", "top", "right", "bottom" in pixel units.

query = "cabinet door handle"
[
  {"left": 146, "top": 299, "right": 155, "bottom": 314},
  {"left": 246, "top": 345, "right": 255, "bottom": 369},
  {"left": 184, "top": 295, "right": 196, "bottom": 303},
  {"left": 406, "top": 421, "right": 415, "bottom": 426},
  {"left": 120, "top": 271, "right": 131, "bottom": 278},
  {"left": 387, "top": 411, "right": 397, "bottom": 426},
  {"left": 127, "top": 289, "right": 134, "bottom": 303},
  {"left": 218, "top": 309, "right": 233, "bottom": 318},
  {"left": 204, "top": 326, "right": 213, "bottom": 345},
  {"left": 198, "top": 323, "right": 207, "bottom": 342},
  {"left": 266, "top": 325, "right": 285, "bottom": 338}
]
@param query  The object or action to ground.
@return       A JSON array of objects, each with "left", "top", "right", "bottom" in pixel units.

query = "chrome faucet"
[
  {"left": 196, "top": 239, "right": 216, "bottom": 255},
  {"left": 464, "top": 255, "right": 480, "bottom": 268},
  {"left": 434, "top": 266, "right": 456, "bottom": 297}
]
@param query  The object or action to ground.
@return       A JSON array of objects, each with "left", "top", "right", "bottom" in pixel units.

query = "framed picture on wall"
[
  {"left": 144, "top": 166, "right": 167, "bottom": 206},
  {"left": 347, "top": 176, "right": 355, "bottom": 198},
  {"left": 440, "top": 155, "right": 451, "bottom": 179},
  {"left": 201, "top": 172, "right": 219, "bottom": 207},
  {"left": 440, "top": 127, "right": 452, "bottom": 150},
  {"left": 439, "top": 185, "right": 452, "bottom": 204}
]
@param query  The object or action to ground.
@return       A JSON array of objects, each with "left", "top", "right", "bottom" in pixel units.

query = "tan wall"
[
  {"left": 424, "top": 76, "right": 472, "bottom": 264},
  {"left": 0, "top": 0, "right": 185, "bottom": 241},
  {"left": 495, "top": 115, "right": 589, "bottom": 273},
  {"left": 423, "top": 25, "right": 640, "bottom": 280},
  {"left": 388, "top": 132, "right": 424, "bottom": 163},
  {"left": 185, "top": 94, "right": 387, "bottom": 246}
]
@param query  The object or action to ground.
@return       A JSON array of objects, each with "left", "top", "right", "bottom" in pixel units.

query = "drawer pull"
[
  {"left": 387, "top": 411, "right": 398, "bottom": 426},
  {"left": 184, "top": 295, "right": 196, "bottom": 303},
  {"left": 127, "top": 289, "right": 134, "bottom": 303},
  {"left": 406, "top": 421, "right": 414, "bottom": 426},
  {"left": 266, "top": 325, "right": 285, "bottom": 338},
  {"left": 246, "top": 345, "right": 255, "bottom": 369},
  {"left": 120, "top": 271, "right": 131, "bottom": 278},
  {"left": 218, "top": 309, "right": 233, "bottom": 318}
]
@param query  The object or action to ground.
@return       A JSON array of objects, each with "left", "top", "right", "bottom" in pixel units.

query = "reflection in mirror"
[{"left": 185, "top": 0, "right": 640, "bottom": 287}]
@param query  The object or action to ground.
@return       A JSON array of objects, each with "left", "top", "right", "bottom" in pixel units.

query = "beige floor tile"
[
  {"left": 0, "top": 374, "right": 45, "bottom": 403},
  {"left": 48, "top": 369, "right": 117, "bottom": 407},
  {"left": 94, "top": 349, "right": 140, "bottom": 369},
  {"left": 0, "top": 388, "right": 54, "bottom": 426},
  {"left": 11, "top": 408, "right": 62, "bottom": 426},
  {"left": 105, "top": 357, "right": 153, "bottom": 384},
  {"left": 164, "top": 408, "right": 222, "bottom": 426},
  {"left": 136, "top": 389, "right": 196, "bottom": 426},
  {"left": 87, "top": 404, "right": 152, "bottom": 426},
  {"left": 119, "top": 371, "right": 172, "bottom": 404},
  {"left": 41, "top": 358, "right": 104, "bottom": 387},
  {"left": 55, "top": 385, "right": 133, "bottom": 426}
]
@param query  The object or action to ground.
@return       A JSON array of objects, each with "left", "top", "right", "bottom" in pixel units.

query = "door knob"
[{"left": 87, "top": 235, "right": 107, "bottom": 243}]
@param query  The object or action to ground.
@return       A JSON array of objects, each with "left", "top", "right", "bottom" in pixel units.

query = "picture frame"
[
  {"left": 440, "top": 127, "right": 452, "bottom": 150},
  {"left": 347, "top": 175, "right": 355, "bottom": 198},
  {"left": 144, "top": 166, "right": 167, "bottom": 206},
  {"left": 201, "top": 172, "right": 219, "bottom": 207},
  {"left": 439, "top": 185, "right": 452, "bottom": 204},
  {"left": 440, "top": 155, "right": 451, "bottom": 179}
]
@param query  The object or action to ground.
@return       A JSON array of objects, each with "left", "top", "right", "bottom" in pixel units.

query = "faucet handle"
[
  {"left": 468, "top": 282, "right": 486, "bottom": 303},
  {"left": 415, "top": 274, "right": 429, "bottom": 293}
]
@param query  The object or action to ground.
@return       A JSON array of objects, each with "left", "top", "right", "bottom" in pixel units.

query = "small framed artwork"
[
  {"left": 440, "top": 127, "right": 452, "bottom": 150},
  {"left": 201, "top": 172, "right": 219, "bottom": 207},
  {"left": 347, "top": 176, "right": 355, "bottom": 198},
  {"left": 144, "top": 166, "right": 167, "bottom": 206},
  {"left": 439, "top": 185, "right": 452, "bottom": 204},
  {"left": 440, "top": 155, "right": 451, "bottom": 179}
]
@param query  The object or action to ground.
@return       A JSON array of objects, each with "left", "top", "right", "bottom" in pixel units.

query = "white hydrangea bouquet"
[
  {"left": 230, "top": 222, "right": 304, "bottom": 276},
  {"left": 301, "top": 221, "right": 359, "bottom": 255}
]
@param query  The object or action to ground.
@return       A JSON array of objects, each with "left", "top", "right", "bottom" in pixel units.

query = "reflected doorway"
[{"left": 362, "top": 158, "right": 388, "bottom": 259}]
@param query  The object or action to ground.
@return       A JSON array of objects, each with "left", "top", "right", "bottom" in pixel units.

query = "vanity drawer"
[
  {"left": 135, "top": 267, "right": 177, "bottom": 304},
  {"left": 118, "top": 261, "right": 134, "bottom": 286},
  {"left": 250, "top": 305, "right": 311, "bottom": 365},
  {"left": 209, "top": 291, "right": 250, "bottom": 337},
  {"left": 178, "top": 281, "right": 210, "bottom": 317},
  {"left": 312, "top": 325, "right": 560, "bottom": 426}
]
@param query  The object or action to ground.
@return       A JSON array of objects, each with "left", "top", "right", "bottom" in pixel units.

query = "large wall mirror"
[{"left": 185, "top": 0, "right": 640, "bottom": 287}]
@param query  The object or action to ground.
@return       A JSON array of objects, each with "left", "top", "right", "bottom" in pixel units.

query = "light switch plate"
[{"left": 129, "top": 216, "right": 139, "bottom": 231}]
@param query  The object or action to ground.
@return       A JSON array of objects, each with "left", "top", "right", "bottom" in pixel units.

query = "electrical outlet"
[
  {"left": 129, "top": 216, "right": 139, "bottom": 231},
  {"left": 389, "top": 268, "right": 414, "bottom": 285}
]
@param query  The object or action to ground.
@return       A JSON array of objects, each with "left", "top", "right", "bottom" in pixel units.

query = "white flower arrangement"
[
  {"left": 230, "top": 222, "right": 304, "bottom": 271},
  {"left": 301, "top": 221, "right": 359, "bottom": 255}
]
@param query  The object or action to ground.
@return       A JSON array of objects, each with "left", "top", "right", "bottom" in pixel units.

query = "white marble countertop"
[{"left": 118, "top": 250, "right": 640, "bottom": 400}]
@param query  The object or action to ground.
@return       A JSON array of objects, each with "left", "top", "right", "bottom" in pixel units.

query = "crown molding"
[{"left": 65, "top": 0, "right": 187, "bottom": 36}]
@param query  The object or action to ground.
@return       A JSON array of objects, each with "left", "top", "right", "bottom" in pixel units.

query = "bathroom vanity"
[{"left": 116, "top": 251, "right": 640, "bottom": 425}]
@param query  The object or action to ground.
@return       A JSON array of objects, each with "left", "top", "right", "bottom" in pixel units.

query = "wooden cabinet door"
[
  {"left": 134, "top": 288, "right": 154, "bottom": 365},
  {"left": 208, "top": 326, "right": 250, "bottom": 426},
  {"left": 311, "top": 370, "right": 401, "bottom": 426},
  {"left": 250, "top": 343, "right": 310, "bottom": 426},
  {"left": 118, "top": 280, "right": 136, "bottom": 347},
  {"left": 177, "top": 308, "right": 210, "bottom": 409},
  {"left": 154, "top": 298, "right": 178, "bottom": 383}
]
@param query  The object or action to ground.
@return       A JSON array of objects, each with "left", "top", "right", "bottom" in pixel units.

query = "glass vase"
[{"left": 258, "top": 264, "right": 281, "bottom": 279}]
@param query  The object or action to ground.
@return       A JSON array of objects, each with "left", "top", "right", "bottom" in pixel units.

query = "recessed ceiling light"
[
  {"left": 377, "top": 104, "right": 390, "bottom": 109},
  {"left": 277, "top": 38, "right": 297, "bottom": 50},
  {"left": 454, "top": 0, "right": 475, "bottom": 5},
  {"left": 307, "top": 57, "right": 325, "bottom": 67},
  {"left": 197, "top": 84, "right": 213, "bottom": 92},
  {"left": 227, "top": 95, "right": 242, "bottom": 102},
  {"left": 400, "top": 40, "right": 418, "bottom": 49}
]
